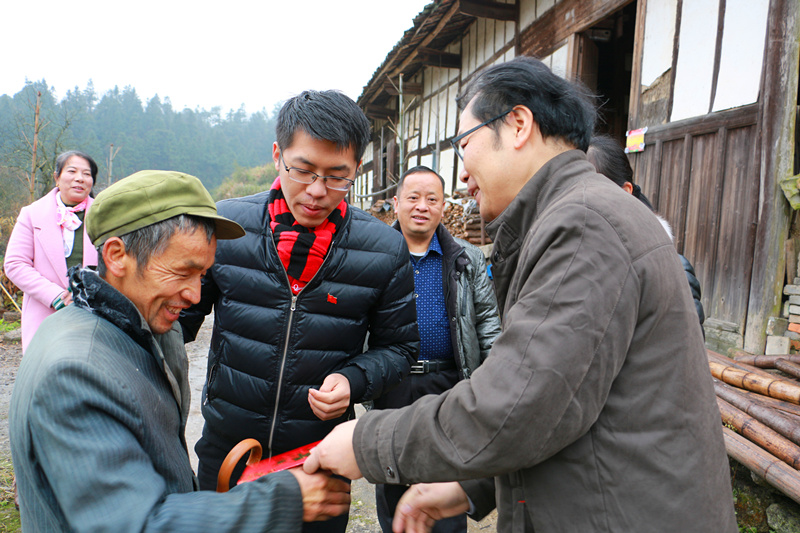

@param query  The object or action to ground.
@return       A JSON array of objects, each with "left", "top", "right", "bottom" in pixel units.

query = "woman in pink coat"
[{"left": 5, "top": 150, "right": 99, "bottom": 352}]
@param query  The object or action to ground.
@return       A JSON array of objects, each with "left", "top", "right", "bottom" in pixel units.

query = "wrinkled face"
[
  {"left": 118, "top": 228, "right": 216, "bottom": 335},
  {"left": 456, "top": 101, "right": 515, "bottom": 222},
  {"left": 272, "top": 130, "right": 359, "bottom": 228},
  {"left": 393, "top": 171, "right": 445, "bottom": 242},
  {"left": 55, "top": 156, "right": 93, "bottom": 205}
]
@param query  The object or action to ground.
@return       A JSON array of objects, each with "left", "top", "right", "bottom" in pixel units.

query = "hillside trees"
[
  {"left": 0, "top": 81, "right": 80, "bottom": 201},
  {"left": 0, "top": 80, "right": 277, "bottom": 201}
]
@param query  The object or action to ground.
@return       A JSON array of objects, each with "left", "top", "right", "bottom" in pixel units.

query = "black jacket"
[
  {"left": 680, "top": 254, "right": 705, "bottom": 326},
  {"left": 180, "top": 191, "right": 419, "bottom": 459}
]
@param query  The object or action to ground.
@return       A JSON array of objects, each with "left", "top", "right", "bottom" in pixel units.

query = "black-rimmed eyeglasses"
[
  {"left": 279, "top": 153, "right": 356, "bottom": 191},
  {"left": 450, "top": 109, "right": 514, "bottom": 161}
]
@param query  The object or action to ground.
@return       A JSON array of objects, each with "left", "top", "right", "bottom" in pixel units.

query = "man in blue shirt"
[{"left": 373, "top": 166, "right": 501, "bottom": 533}]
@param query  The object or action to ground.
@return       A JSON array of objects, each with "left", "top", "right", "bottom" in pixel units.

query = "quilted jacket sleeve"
[
  {"left": 337, "top": 230, "right": 419, "bottom": 403},
  {"left": 465, "top": 246, "right": 501, "bottom": 362}
]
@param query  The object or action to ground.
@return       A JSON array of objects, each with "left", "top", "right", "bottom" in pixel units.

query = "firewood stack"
[
  {"left": 369, "top": 199, "right": 396, "bottom": 226},
  {"left": 443, "top": 190, "right": 492, "bottom": 246},
  {"left": 709, "top": 349, "right": 800, "bottom": 504}
]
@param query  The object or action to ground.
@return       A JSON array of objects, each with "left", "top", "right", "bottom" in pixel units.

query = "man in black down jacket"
[{"left": 180, "top": 90, "right": 419, "bottom": 533}]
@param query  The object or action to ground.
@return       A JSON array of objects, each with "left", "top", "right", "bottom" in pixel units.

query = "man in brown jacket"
[{"left": 305, "top": 57, "right": 736, "bottom": 532}]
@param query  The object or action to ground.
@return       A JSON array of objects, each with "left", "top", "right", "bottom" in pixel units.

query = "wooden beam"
[
  {"left": 643, "top": 105, "right": 758, "bottom": 142},
  {"left": 458, "top": 0, "right": 516, "bottom": 21},
  {"left": 744, "top": 0, "right": 800, "bottom": 352},
  {"left": 519, "top": 0, "right": 632, "bottom": 58},
  {"left": 362, "top": 2, "right": 461, "bottom": 107},
  {"left": 627, "top": 0, "right": 647, "bottom": 129},
  {"left": 365, "top": 104, "right": 396, "bottom": 120},
  {"left": 665, "top": 0, "right": 683, "bottom": 122},
  {"left": 389, "top": 2, "right": 462, "bottom": 79},
  {"left": 416, "top": 47, "right": 461, "bottom": 69},
  {"left": 383, "top": 80, "right": 423, "bottom": 95}
]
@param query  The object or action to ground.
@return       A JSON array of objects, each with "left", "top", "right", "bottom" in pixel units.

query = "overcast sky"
[{"left": 2, "top": 0, "right": 431, "bottom": 114}]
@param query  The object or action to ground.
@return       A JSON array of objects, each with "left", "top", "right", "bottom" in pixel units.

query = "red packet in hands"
[
  {"left": 216, "top": 438, "right": 321, "bottom": 492},
  {"left": 239, "top": 440, "right": 321, "bottom": 482}
]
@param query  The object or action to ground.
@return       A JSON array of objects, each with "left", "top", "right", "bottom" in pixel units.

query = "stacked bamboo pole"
[{"left": 710, "top": 349, "right": 800, "bottom": 504}]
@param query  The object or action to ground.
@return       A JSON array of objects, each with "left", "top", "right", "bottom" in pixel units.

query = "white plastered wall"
[
  {"left": 711, "top": 0, "right": 768, "bottom": 112},
  {"left": 641, "top": 0, "right": 678, "bottom": 88},
  {"left": 671, "top": 0, "right": 720, "bottom": 121},
  {"left": 520, "top": 0, "right": 557, "bottom": 29}
]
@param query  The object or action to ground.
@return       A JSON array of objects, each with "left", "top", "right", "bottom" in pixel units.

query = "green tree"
[{"left": 0, "top": 81, "right": 79, "bottom": 201}]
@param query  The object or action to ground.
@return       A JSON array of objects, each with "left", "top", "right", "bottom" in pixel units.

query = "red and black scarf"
[{"left": 267, "top": 177, "right": 347, "bottom": 294}]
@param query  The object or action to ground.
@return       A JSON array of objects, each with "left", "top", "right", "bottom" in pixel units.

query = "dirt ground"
[
  {"left": 0, "top": 337, "right": 21, "bottom": 462},
  {"left": 0, "top": 319, "right": 496, "bottom": 532}
]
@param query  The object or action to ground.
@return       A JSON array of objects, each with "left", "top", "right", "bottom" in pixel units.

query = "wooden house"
[{"left": 354, "top": 0, "right": 799, "bottom": 353}]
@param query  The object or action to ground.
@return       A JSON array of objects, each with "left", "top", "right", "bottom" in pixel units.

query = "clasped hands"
[{"left": 304, "top": 421, "right": 470, "bottom": 533}]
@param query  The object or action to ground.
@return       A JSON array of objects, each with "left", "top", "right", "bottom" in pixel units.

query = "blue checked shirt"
[{"left": 410, "top": 232, "right": 454, "bottom": 361}]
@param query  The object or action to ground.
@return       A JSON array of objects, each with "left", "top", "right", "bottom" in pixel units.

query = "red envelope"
[
  {"left": 238, "top": 440, "right": 321, "bottom": 483},
  {"left": 217, "top": 438, "right": 321, "bottom": 492}
]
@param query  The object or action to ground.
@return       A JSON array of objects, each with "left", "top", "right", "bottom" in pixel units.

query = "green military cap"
[{"left": 86, "top": 170, "right": 245, "bottom": 246}]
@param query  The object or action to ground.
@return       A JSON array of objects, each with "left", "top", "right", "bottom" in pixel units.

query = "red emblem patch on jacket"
[{"left": 327, "top": 294, "right": 337, "bottom": 304}]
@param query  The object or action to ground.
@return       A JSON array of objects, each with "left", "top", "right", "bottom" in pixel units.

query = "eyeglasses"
[
  {"left": 279, "top": 153, "right": 356, "bottom": 191},
  {"left": 450, "top": 109, "right": 514, "bottom": 161}
]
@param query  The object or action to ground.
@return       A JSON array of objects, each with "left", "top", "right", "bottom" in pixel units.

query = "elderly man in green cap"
[{"left": 10, "top": 170, "right": 351, "bottom": 533}]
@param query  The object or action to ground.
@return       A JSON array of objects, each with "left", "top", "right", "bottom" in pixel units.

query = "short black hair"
[
  {"left": 397, "top": 165, "right": 445, "bottom": 196},
  {"left": 587, "top": 134, "right": 633, "bottom": 187},
  {"left": 457, "top": 56, "right": 596, "bottom": 152},
  {"left": 276, "top": 90, "right": 371, "bottom": 162},
  {"left": 587, "top": 134, "right": 653, "bottom": 210}
]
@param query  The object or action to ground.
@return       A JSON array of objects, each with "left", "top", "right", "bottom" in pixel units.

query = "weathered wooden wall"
[{"left": 631, "top": 106, "right": 760, "bottom": 346}]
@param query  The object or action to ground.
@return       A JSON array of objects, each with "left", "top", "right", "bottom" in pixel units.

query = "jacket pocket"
[{"left": 204, "top": 362, "right": 219, "bottom": 405}]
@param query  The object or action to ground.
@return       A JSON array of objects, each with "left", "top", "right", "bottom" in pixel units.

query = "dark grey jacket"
[
  {"left": 180, "top": 191, "right": 418, "bottom": 460},
  {"left": 11, "top": 268, "right": 303, "bottom": 532},
  {"left": 353, "top": 151, "right": 736, "bottom": 532}
]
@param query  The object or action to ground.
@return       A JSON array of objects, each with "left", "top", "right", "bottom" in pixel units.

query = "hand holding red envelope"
[{"left": 217, "top": 439, "right": 321, "bottom": 492}]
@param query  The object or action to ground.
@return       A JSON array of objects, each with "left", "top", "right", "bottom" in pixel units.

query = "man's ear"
[
  {"left": 393, "top": 196, "right": 399, "bottom": 211},
  {"left": 272, "top": 141, "right": 281, "bottom": 170},
  {"left": 508, "top": 105, "right": 537, "bottom": 150},
  {"left": 101, "top": 237, "right": 130, "bottom": 278}
]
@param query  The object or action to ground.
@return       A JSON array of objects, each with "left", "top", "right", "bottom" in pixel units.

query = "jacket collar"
[
  {"left": 484, "top": 149, "right": 593, "bottom": 311},
  {"left": 68, "top": 267, "right": 184, "bottom": 410},
  {"left": 392, "top": 220, "right": 467, "bottom": 269},
  {"left": 37, "top": 188, "right": 70, "bottom": 279},
  {"left": 69, "top": 267, "right": 152, "bottom": 350},
  {"left": 486, "top": 149, "right": 592, "bottom": 259}
]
